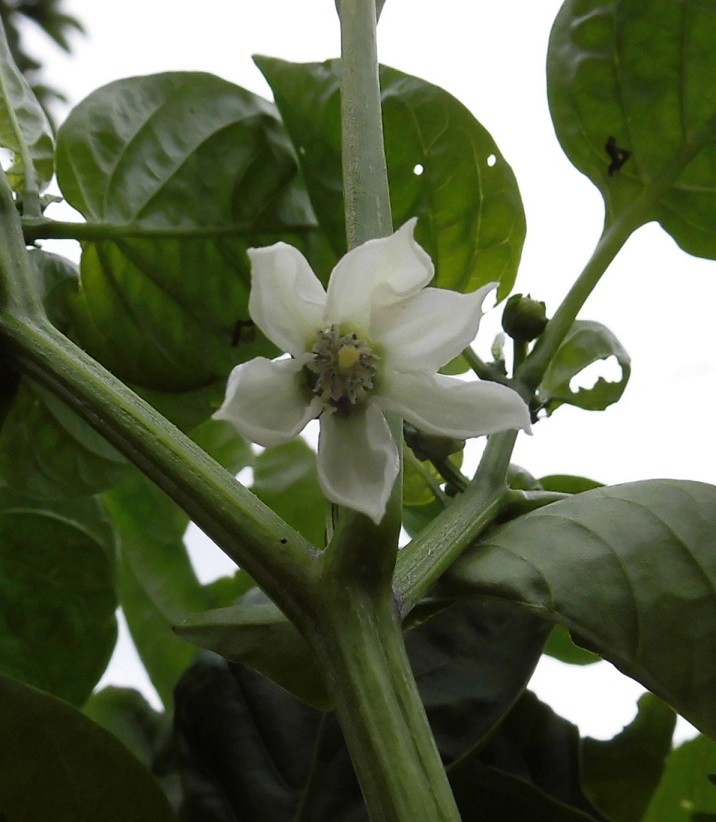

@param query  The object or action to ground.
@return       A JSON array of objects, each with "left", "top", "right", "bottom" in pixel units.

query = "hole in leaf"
[
  {"left": 569, "top": 356, "right": 622, "bottom": 393},
  {"left": 487, "top": 154, "right": 497, "bottom": 167},
  {"left": 413, "top": 163, "right": 424, "bottom": 176}
]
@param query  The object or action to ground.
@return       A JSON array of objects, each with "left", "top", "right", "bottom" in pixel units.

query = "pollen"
[{"left": 307, "top": 324, "right": 379, "bottom": 413}]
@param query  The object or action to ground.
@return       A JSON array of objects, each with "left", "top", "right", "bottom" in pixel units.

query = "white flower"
[{"left": 215, "top": 219, "right": 531, "bottom": 524}]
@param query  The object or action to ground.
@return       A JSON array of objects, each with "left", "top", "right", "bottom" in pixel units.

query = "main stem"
[
  {"left": 307, "top": 581, "right": 458, "bottom": 821},
  {"left": 322, "top": 1, "right": 460, "bottom": 819}
]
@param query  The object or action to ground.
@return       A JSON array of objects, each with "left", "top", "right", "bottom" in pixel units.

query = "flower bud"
[
  {"left": 502, "top": 294, "right": 548, "bottom": 342},
  {"left": 404, "top": 423, "right": 464, "bottom": 463}
]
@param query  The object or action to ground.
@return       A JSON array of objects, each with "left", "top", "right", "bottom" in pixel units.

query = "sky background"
[{"left": 23, "top": 0, "right": 714, "bottom": 742}]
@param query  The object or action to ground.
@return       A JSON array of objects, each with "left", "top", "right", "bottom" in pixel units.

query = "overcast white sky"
[{"left": 27, "top": 0, "right": 711, "bottom": 741}]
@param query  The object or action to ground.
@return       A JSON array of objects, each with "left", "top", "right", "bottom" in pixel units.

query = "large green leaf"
[
  {"left": 644, "top": 735, "right": 716, "bottom": 821},
  {"left": 582, "top": 694, "right": 676, "bottom": 821},
  {"left": 257, "top": 57, "right": 525, "bottom": 297},
  {"left": 55, "top": 72, "right": 316, "bottom": 391},
  {"left": 440, "top": 480, "right": 716, "bottom": 738},
  {"left": 0, "top": 675, "right": 174, "bottom": 821},
  {"left": 548, "top": 0, "right": 716, "bottom": 257},
  {"left": 0, "top": 492, "right": 117, "bottom": 705},
  {"left": 0, "top": 18, "right": 54, "bottom": 193}
]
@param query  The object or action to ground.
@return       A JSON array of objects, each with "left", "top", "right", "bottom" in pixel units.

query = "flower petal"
[
  {"left": 371, "top": 283, "right": 496, "bottom": 372},
  {"left": 248, "top": 243, "right": 326, "bottom": 356},
  {"left": 375, "top": 371, "right": 531, "bottom": 438},
  {"left": 213, "top": 357, "right": 322, "bottom": 447},
  {"left": 326, "top": 219, "right": 433, "bottom": 330},
  {"left": 317, "top": 404, "right": 399, "bottom": 524}
]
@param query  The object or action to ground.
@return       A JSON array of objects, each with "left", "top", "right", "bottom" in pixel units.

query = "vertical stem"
[
  {"left": 308, "top": 583, "right": 460, "bottom": 821},
  {"left": 339, "top": 0, "right": 393, "bottom": 245},
  {"left": 322, "top": 2, "right": 460, "bottom": 818}
]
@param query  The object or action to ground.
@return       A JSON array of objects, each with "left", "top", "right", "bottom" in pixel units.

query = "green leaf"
[
  {"left": 251, "top": 439, "right": 325, "bottom": 546},
  {"left": 548, "top": 0, "right": 716, "bottom": 258},
  {"left": 0, "top": 674, "right": 174, "bottom": 821},
  {"left": 55, "top": 72, "right": 315, "bottom": 391},
  {"left": 539, "top": 474, "right": 604, "bottom": 494},
  {"left": 105, "top": 424, "right": 252, "bottom": 708},
  {"left": 440, "top": 480, "right": 716, "bottom": 738},
  {"left": 644, "top": 735, "right": 716, "bottom": 821},
  {"left": 544, "top": 625, "right": 601, "bottom": 666},
  {"left": 0, "top": 250, "right": 128, "bottom": 500},
  {"left": 449, "top": 691, "right": 601, "bottom": 820},
  {"left": 173, "top": 654, "right": 364, "bottom": 821},
  {"left": 256, "top": 57, "right": 526, "bottom": 297},
  {"left": 175, "top": 592, "right": 330, "bottom": 710},
  {"left": 539, "top": 320, "right": 631, "bottom": 413},
  {"left": 407, "top": 601, "right": 551, "bottom": 762},
  {"left": 0, "top": 18, "right": 54, "bottom": 193},
  {"left": 0, "top": 492, "right": 117, "bottom": 705},
  {"left": 83, "top": 686, "right": 167, "bottom": 769},
  {"left": 582, "top": 693, "right": 676, "bottom": 821},
  {"left": 0, "top": 380, "right": 128, "bottom": 499},
  {"left": 105, "top": 473, "right": 211, "bottom": 709},
  {"left": 174, "top": 640, "right": 567, "bottom": 821}
]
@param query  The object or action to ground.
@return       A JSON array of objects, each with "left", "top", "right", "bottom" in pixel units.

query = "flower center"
[{"left": 307, "top": 324, "right": 379, "bottom": 415}]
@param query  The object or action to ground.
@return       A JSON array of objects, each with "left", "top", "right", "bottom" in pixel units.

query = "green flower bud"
[
  {"left": 404, "top": 423, "right": 464, "bottom": 463},
  {"left": 502, "top": 294, "right": 548, "bottom": 342}
]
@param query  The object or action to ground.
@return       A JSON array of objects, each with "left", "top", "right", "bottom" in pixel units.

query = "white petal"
[
  {"left": 248, "top": 243, "right": 326, "bottom": 356},
  {"left": 317, "top": 404, "right": 399, "bottom": 524},
  {"left": 326, "top": 219, "right": 433, "bottom": 330},
  {"left": 371, "top": 283, "right": 496, "bottom": 372},
  {"left": 375, "top": 371, "right": 531, "bottom": 438},
  {"left": 213, "top": 357, "right": 322, "bottom": 447}
]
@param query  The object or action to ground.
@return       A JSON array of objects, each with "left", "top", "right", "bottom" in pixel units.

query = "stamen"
[{"left": 307, "top": 324, "right": 379, "bottom": 414}]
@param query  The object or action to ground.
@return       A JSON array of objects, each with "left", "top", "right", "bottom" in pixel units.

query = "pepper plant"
[{"left": 0, "top": 0, "right": 715, "bottom": 819}]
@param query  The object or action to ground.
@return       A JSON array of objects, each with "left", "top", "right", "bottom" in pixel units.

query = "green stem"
[
  {"left": 395, "top": 431, "right": 517, "bottom": 615},
  {"left": 321, "top": 3, "right": 461, "bottom": 819},
  {"left": 307, "top": 581, "right": 460, "bottom": 821},
  {"left": 432, "top": 457, "right": 468, "bottom": 494},
  {"left": 21, "top": 217, "right": 314, "bottom": 244},
  {"left": 339, "top": 0, "right": 392, "bottom": 245},
  {"left": 462, "top": 345, "right": 509, "bottom": 385}
]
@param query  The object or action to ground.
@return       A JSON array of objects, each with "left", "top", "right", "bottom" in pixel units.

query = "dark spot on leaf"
[
  {"left": 279, "top": 538, "right": 287, "bottom": 545},
  {"left": 605, "top": 136, "right": 631, "bottom": 176}
]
